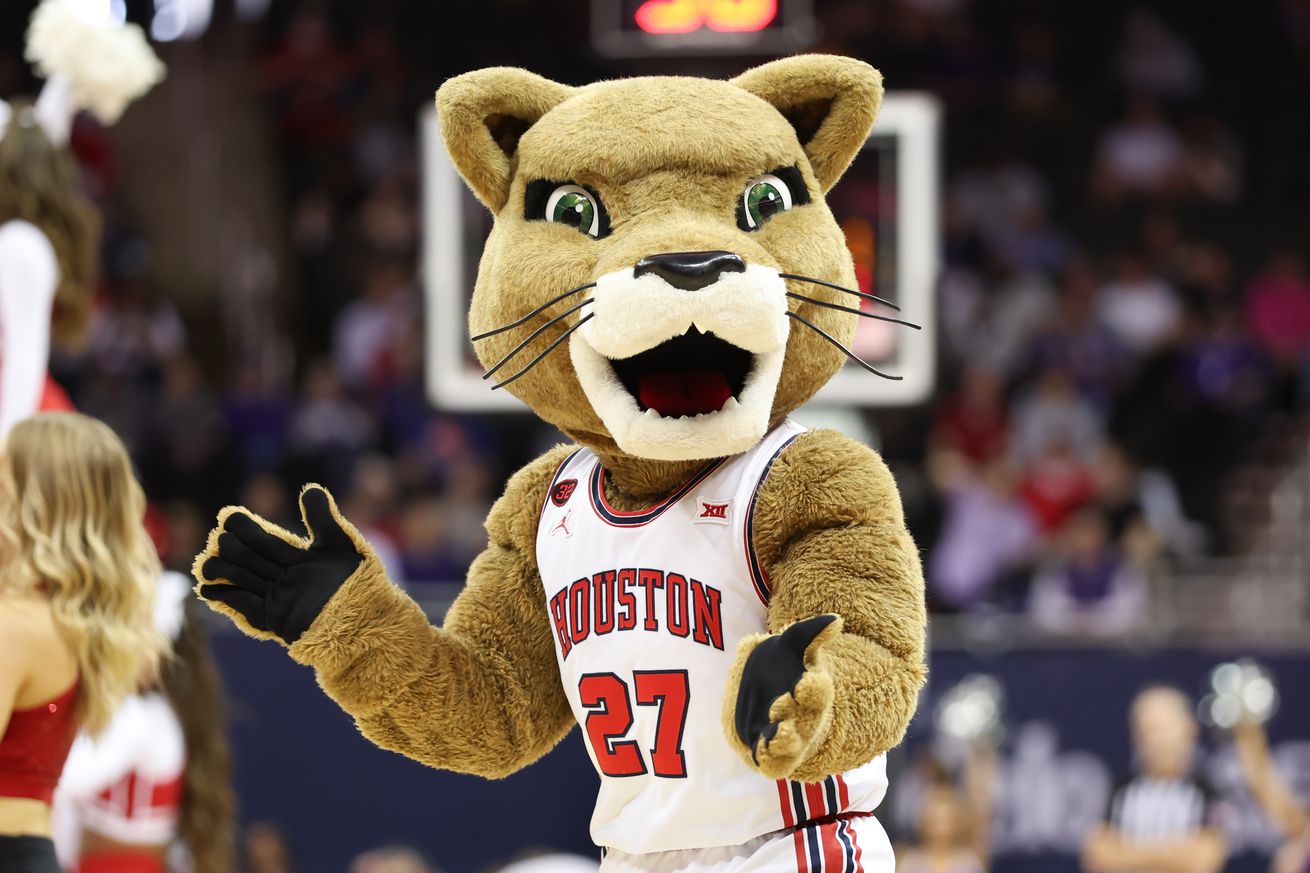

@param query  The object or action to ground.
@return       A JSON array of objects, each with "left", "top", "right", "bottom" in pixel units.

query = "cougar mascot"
[{"left": 196, "top": 54, "right": 926, "bottom": 873}]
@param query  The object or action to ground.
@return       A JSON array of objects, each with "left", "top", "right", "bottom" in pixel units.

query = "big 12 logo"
[{"left": 635, "top": 0, "right": 778, "bottom": 34}]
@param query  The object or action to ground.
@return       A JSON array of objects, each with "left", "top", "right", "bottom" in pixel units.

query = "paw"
[
  {"left": 724, "top": 614, "right": 842, "bottom": 779},
  {"left": 193, "top": 485, "right": 367, "bottom": 645}
]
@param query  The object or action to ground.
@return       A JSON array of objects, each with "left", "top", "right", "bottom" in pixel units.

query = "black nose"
[{"left": 633, "top": 251, "right": 746, "bottom": 291}]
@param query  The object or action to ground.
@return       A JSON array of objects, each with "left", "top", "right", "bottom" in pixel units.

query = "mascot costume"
[{"left": 195, "top": 54, "right": 927, "bottom": 873}]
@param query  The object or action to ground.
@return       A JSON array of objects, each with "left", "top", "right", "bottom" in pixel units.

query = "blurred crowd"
[{"left": 26, "top": 0, "right": 1310, "bottom": 629}]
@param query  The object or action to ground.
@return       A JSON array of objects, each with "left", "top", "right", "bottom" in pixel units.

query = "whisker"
[
  {"left": 482, "top": 299, "right": 593, "bottom": 380},
  {"left": 492, "top": 314, "right": 595, "bottom": 390},
  {"left": 471, "top": 281, "right": 597, "bottom": 342},
  {"left": 786, "top": 292, "right": 921, "bottom": 330},
  {"left": 778, "top": 273, "right": 900, "bottom": 311},
  {"left": 786, "top": 311, "right": 903, "bottom": 381}
]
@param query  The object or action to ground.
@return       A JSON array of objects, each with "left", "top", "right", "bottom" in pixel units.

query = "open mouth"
[{"left": 609, "top": 328, "right": 754, "bottom": 418}]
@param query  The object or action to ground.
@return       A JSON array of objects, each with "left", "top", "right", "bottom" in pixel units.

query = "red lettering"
[
  {"left": 579, "top": 674, "right": 645, "bottom": 777},
  {"left": 593, "top": 571, "right": 616, "bottom": 635},
  {"left": 569, "top": 577, "right": 590, "bottom": 645},
  {"left": 616, "top": 569, "right": 637, "bottom": 631},
  {"left": 635, "top": 670, "right": 690, "bottom": 777},
  {"left": 637, "top": 569, "right": 664, "bottom": 631},
  {"left": 665, "top": 573, "right": 690, "bottom": 638},
  {"left": 550, "top": 589, "right": 572, "bottom": 658},
  {"left": 691, "top": 579, "right": 724, "bottom": 650}
]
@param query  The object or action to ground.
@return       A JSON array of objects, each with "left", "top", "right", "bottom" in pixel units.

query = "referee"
[{"left": 1082, "top": 686, "right": 1228, "bottom": 873}]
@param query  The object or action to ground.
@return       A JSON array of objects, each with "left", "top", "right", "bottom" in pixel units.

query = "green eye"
[
  {"left": 741, "top": 173, "right": 794, "bottom": 230},
  {"left": 545, "top": 184, "right": 600, "bottom": 237}
]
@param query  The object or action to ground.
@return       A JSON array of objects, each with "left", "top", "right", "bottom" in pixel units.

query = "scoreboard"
[{"left": 590, "top": 0, "right": 817, "bottom": 57}]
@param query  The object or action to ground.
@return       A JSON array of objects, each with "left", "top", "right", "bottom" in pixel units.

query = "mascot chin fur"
[{"left": 195, "top": 54, "right": 927, "bottom": 873}]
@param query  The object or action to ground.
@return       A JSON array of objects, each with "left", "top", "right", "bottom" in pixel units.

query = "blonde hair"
[
  {"left": 0, "top": 412, "right": 165, "bottom": 734},
  {"left": 0, "top": 102, "right": 100, "bottom": 346}
]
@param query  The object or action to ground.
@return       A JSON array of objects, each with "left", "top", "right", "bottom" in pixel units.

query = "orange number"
[
  {"left": 635, "top": 0, "right": 777, "bottom": 34},
  {"left": 634, "top": 0, "right": 704, "bottom": 34},
  {"left": 705, "top": 0, "right": 777, "bottom": 32}
]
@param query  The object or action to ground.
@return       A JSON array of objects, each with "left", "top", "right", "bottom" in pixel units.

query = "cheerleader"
[
  {"left": 0, "top": 412, "right": 167, "bottom": 872},
  {"left": 52, "top": 570, "right": 236, "bottom": 873},
  {"left": 0, "top": 0, "right": 163, "bottom": 439},
  {"left": 1233, "top": 717, "right": 1309, "bottom": 873}
]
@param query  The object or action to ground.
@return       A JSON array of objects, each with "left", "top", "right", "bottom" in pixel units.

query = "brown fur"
[
  {"left": 196, "top": 55, "right": 925, "bottom": 789},
  {"left": 445, "top": 57, "right": 875, "bottom": 490}
]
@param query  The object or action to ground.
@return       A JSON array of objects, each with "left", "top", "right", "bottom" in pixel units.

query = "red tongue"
[{"left": 637, "top": 369, "right": 732, "bottom": 417}]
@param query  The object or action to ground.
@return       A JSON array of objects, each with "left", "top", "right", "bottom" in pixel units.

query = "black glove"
[
  {"left": 197, "top": 487, "right": 363, "bottom": 645},
  {"left": 734, "top": 614, "right": 838, "bottom": 762}
]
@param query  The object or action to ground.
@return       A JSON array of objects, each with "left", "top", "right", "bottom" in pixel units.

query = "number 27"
[{"left": 579, "top": 670, "right": 690, "bottom": 778}]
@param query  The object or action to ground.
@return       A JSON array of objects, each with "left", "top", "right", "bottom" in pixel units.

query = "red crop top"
[{"left": 0, "top": 680, "right": 79, "bottom": 803}]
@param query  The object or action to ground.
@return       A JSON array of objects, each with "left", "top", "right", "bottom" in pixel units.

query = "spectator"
[
  {"left": 288, "top": 358, "right": 376, "bottom": 490},
  {"left": 1245, "top": 250, "right": 1310, "bottom": 366},
  {"left": 1029, "top": 509, "right": 1146, "bottom": 636},
  {"left": 242, "top": 822, "right": 296, "bottom": 873},
  {"left": 928, "top": 451, "right": 1038, "bottom": 611},
  {"left": 1025, "top": 260, "right": 1128, "bottom": 408},
  {"left": 351, "top": 845, "right": 437, "bottom": 873},
  {"left": 1113, "top": 9, "right": 1204, "bottom": 100},
  {"left": 1092, "top": 97, "right": 1184, "bottom": 200},
  {"left": 1018, "top": 439, "right": 1098, "bottom": 533},
  {"left": 333, "top": 260, "right": 419, "bottom": 390},
  {"left": 1094, "top": 253, "right": 1183, "bottom": 356},
  {"left": 1010, "top": 367, "right": 1104, "bottom": 465},
  {"left": 1171, "top": 112, "right": 1243, "bottom": 203},
  {"left": 933, "top": 364, "right": 1010, "bottom": 464}
]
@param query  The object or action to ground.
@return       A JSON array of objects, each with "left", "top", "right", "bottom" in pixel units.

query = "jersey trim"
[
  {"left": 540, "top": 448, "right": 584, "bottom": 521},
  {"left": 793, "top": 812, "right": 870, "bottom": 873},
  {"left": 779, "top": 774, "right": 850, "bottom": 829},
  {"left": 588, "top": 457, "right": 726, "bottom": 528},
  {"left": 744, "top": 432, "right": 802, "bottom": 605}
]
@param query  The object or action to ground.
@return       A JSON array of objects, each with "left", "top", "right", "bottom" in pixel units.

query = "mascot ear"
[
  {"left": 733, "top": 55, "right": 883, "bottom": 192},
  {"left": 436, "top": 68, "right": 576, "bottom": 211}
]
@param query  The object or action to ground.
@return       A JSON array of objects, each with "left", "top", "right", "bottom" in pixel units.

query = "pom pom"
[{"left": 25, "top": 0, "right": 165, "bottom": 125}]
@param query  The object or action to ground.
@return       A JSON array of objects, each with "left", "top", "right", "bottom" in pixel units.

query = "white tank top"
[
  {"left": 536, "top": 420, "right": 888, "bottom": 855},
  {"left": 52, "top": 692, "right": 185, "bottom": 859}
]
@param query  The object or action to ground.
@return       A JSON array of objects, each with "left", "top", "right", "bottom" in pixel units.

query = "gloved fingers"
[
  {"left": 200, "top": 556, "right": 269, "bottom": 594},
  {"left": 197, "top": 584, "right": 268, "bottom": 631},
  {"left": 223, "top": 510, "right": 307, "bottom": 566},
  {"left": 298, "top": 485, "right": 357, "bottom": 554},
  {"left": 216, "top": 532, "right": 278, "bottom": 579}
]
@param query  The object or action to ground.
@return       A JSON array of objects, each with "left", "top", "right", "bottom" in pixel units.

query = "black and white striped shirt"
[{"left": 1106, "top": 774, "right": 1219, "bottom": 841}]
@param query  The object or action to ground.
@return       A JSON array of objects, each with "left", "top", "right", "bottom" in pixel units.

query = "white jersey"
[
  {"left": 536, "top": 420, "right": 888, "bottom": 856},
  {"left": 52, "top": 692, "right": 185, "bottom": 863}
]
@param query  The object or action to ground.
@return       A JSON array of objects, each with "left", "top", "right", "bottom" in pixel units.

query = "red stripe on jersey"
[
  {"left": 123, "top": 773, "right": 137, "bottom": 817},
  {"left": 837, "top": 775, "right": 850, "bottom": 810},
  {"left": 778, "top": 780, "right": 796, "bottom": 828},
  {"left": 150, "top": 774, "right": 183, "bottom": 811},
  {"left": 849, "top": 818, "right": 864, "bottom": 872},
  {"left": 805, "top": 782, "right": 828, "bottom": 820},
  {"left": 819, "top": 822, "right": 846, "bottom": 873},
  {"left": 77, "top": 851, "right": 166, "bottom": 873},
  {"left": 792, "top": 828, "right": 810, "bottom": 873}
]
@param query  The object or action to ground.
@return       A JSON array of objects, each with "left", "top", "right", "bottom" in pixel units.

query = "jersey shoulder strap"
[{"left": 740, "top": 419, "right": 807, "bottom": 604}]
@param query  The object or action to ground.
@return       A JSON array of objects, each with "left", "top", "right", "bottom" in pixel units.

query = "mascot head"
[{"left": 436, "top": 55, "right": 888, "bottom": 464}]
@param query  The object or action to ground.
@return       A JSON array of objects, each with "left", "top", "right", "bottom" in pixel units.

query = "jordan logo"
[
  {"left": 552, "top": 509, "right": 574, "bottom": 538},
  {"left": 695, "top": 497, "right": 732, "bottom": 525}
]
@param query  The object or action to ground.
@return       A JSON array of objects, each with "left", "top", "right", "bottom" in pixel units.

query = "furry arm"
[
  {"left": 292, "top": 446, "right": 576, "bottom": 777},
  {"left": 197, "top": 447, "right": 577, "bottom": 779},
  {"left": 726, "top": 428, "right": 927, "bottom": 782}
]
